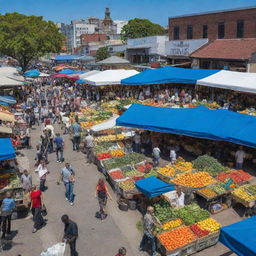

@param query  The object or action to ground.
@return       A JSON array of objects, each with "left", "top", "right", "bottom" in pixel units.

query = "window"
[
  {"left": 237, "top": 20, "right": 244, "bottom": 38},
  {"left": 218, "top": 22, "right": 225, "bottom": 39},
  {"left": 187, "top": 25, "right": 193, "bottom": 39},
  {"left": 173, "top": 26, "right": 179, "bottom": 40},
  {"left": 202, "top": 25, "right": 208, "bottom": 38}
]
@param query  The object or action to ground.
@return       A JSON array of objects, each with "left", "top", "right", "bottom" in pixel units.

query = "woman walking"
[{"left": 95, "top": 178, "right": 112, "bottom": 220}]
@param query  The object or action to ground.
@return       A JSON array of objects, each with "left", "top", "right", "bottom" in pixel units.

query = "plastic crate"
[{"left": 195, "top": 230, "right": 220, "bottom": 252}]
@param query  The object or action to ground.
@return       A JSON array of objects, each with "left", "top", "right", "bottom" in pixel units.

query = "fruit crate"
[
  {"left": 157, "top": 172, "right": 174, "bottom": 184},
  {"left": 195, "top": 230, "right": 220, "bottom": 252},
  {"left": 157, "top": 239, "right": 197, "bottom": 256},
  {"left": 231, "top": 193, "right": 255, "bottom": 208}
]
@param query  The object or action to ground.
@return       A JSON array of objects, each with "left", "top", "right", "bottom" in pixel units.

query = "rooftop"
[
  {"left": 169, "top": 6, "right": 256, "bottom": 19},
  {"left": 190, "top": 38, "right": 256, "bottom": 60}
]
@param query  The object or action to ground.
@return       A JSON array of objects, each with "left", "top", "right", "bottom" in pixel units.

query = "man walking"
[
  {"left": 58, "top": 163, "right": 75, "bottom": 206},
  {"left": 83, "top": 131, "right": 94, "bottom": 164},
  {"left": 54, "top": 133, "right": 64, "bottom": 162},
  {"left": 71, "top": 117, "right": 81, "bottom": 151},
  {"left": 61, "top": 215, "right": 78, "bottom": 256}
]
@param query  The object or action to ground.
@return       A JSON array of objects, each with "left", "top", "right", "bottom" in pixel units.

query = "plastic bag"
[{"left": 41, "top": 242, "right": 66, "bottom": 256}]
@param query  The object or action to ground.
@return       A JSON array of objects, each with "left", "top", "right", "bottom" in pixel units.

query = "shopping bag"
[
  {"left": 41, "top": 204, "right": 47, "bottom": 216},
  {"left": 40, "top": 242, "right": 66, "bottom": 256}
]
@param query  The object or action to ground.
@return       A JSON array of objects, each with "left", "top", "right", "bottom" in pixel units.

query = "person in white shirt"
[
  {"left": 152, "top": 146, "right": 161, "bottom": 167},
  {"left": 175, "top": 186, "right": 185, "bottom": 207},
  {"left": 235, "top": 146, "right": 246, "bottom": 169},
  {"left": 170, "top": 146, "right": 177, "bottom": 164}
]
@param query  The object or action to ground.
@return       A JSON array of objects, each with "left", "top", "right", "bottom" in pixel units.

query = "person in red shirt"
[
  {"left": 30, "top": 185, "right": 46, "bottom": 233},
  {"left": 115, "top": 247, "right": 126, "bottom": 256}
]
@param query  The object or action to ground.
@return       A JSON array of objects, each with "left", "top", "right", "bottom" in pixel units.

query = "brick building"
[
  {"left": 169, "top": 7, "right": 256, "bottom": 42},
  {"left": 80, "top": 33, "right": 108, "bottom": 45}
]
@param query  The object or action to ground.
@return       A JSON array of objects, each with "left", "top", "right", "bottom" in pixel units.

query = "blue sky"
[{"left": 0, "top": 0, "right": 256, "bottom": 25}]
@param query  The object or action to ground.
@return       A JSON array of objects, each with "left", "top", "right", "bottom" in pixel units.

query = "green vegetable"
[
  {"left": 153, "top": 200, "right": 177, "bottom": 223},
  {"left": 193, "top": 155, "right": 226, "bottom": 176}
]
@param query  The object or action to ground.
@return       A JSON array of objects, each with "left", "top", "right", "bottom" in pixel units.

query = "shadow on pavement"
[{"left": 219, "top": 251, "right": 234, "bottom": 256}]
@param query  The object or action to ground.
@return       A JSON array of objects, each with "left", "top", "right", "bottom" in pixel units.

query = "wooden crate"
[
  {"left": 231, "top": 194, "right": 255, "bottom": 208},
  {"left": 196, "top": 230, "right": 220, "bottom": 252}
]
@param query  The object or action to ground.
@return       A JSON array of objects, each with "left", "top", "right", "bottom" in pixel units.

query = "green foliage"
[
  {"left": 0, "top": 12, "right": 64, "bottom": 71},
  {"left": 96, "top": 46, "right": 110, "bottom": 61},
  {"left": 115, "top": 51, "right": 124, "bottom": 57},
  {"left": 121, "top": 18, "right": 165, "bottom": 42}
]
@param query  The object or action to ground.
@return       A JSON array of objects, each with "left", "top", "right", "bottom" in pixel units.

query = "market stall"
[{"left": 220, "top": 216, "right": 256, "bottom": 256}]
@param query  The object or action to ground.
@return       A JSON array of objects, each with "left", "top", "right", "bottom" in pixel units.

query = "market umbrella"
[{"left": 24, "top": 69, "right": 40, "bottom": 77}]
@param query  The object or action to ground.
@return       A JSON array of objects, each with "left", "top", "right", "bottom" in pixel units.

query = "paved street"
[{"left": 2, "top": 123, "right": 141, "bottom": 256}]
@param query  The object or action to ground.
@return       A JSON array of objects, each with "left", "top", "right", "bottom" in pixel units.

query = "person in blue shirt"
[
  {"left": 71, "top": 117, "right": 81, "bottom": 152},
  {"left": 54, "top": 133, "right": 65, "bottom": 162},
  {"left": 1, "top": 191, "right": 16, "bottom": 239}
]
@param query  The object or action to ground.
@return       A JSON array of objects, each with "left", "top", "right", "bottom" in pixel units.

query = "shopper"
[
  {"left": 139, "top": 206, "right": 160, "bottom": 256},
  {"left": 115, "top": 247, "right": 127, "bottom": 256},
  {"left": 71, "top": 117, "right": 81, "bottom": 151},
  {"left": 235, "top": 146, "right": 246, "bottom": 169},
  {"left": 152, "top": 145, "right": 161, "bottom": 167},
  {"left": 58, "top": 163, "right": 75, "bottom": 206},
  {"left": 30, "top": 185, "right": 45, "bottom": 233},
  {"left": 169, "top": 146, "right": 177, "bottom": 164},
  {"left": 84, "top": 131, "right": 94, "bottom": 164},
  {"left": 20, "top": 169, "right": 32, "bottom": 192},
  {"left": 95, "top": 178, "right": 112, "bottom": 220},
  {"left": 37, "top": 161, "right": 49, "bottom": 192},
  {"left": 54, "top": 133, "right": 64, "bottom": 162},
  {"left": 0, "top": 192, "right": 16, "bottom": 239},
  {"left": 61, "top": 214, "right": 78, "bottom": 256}
]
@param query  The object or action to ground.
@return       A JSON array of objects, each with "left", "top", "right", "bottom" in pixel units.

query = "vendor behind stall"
[{"left": 171, "top": 186, "right": 185, "bottom": 208}]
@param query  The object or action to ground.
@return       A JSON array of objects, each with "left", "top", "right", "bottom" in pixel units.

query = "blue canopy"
[
  {"left": 219, "top": 216, "right": 256, "bottom": 256},
  {"left": 116, "top": 104, "right": 256, "bottom": 148},
  {"left": 54, "top": 55, "right": 80, "bottom": 61},
  {"left": 75, "top": 79, "right": 86, "bottom": 84},
  {"left": 24, "top": 69, "right": 40, "bottom": 77},
  {"left": 0, "top": 138, "right": 16, "bottom": 161},
  {"left": 0, "top": 96, "right": 17, "bottom": 105},
  {"left": 121, "top": 66, "right": 220, "bottom": 85},
  {"left": 135, "top": 177, "right": 175, "bottom": 198},
  {"left": 59, "top": 69, "right": 84, "bottom": 75},
  {"left": 0, "top": 101, "right": 9, "bottom": 106}
]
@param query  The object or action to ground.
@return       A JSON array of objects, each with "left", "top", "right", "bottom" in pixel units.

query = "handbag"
[{"left": 41, "top": 204, "right": 47, "bottom": 216}]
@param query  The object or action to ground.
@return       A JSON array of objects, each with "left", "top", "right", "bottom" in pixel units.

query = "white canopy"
[
  {"left": 91, "top": 116, "right": 119, "bottom": 132},
  {"left": 79, "top": 70, "right": 101, "bottom": 80},
  {"left": 0, "top": 76, "right": 24, "bottom": 87},
  {"left": 197, "top": 70, "right": 256, "bottom": 94},
  {"left": 84, "top": 69, "right": 139, "bottom": 86},
  {"left": 39, "top": 72, "right": 50, "bottom": 77},
  {"left": 0, "top": 66, "right": 24, "bottom": 83}
]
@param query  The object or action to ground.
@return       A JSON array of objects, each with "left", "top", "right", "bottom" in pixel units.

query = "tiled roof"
[{"left": 191, "top": 38, "right": 256, "bottom": 60}]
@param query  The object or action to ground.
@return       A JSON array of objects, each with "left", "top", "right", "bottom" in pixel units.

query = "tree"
[
  {"left": 115, "top": 51, "right": 124, "bottom": 57},
  {"left": 121, "top": 18, "right": 165, "bottom": 42},
  {"left": 96, "top": 46, "right": 110, "bottom": 61},
  {"left": 0, "top": 12, "right": 64, "bottom": 72}
]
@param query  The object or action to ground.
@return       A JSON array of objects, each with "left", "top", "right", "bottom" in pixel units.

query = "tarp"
[
  {"left": 59, "top": 69, "right": 77, "bottom": 75},
  {"left": 121, "top": 66, "right": 220, "bottom": 85},
  {"left": 84, "top": 69, "right": 139, "bottom": 86},
  {"left": 54, "top": 55, "right": 81, "bottom": 61},
  {"left": 0, "top": 111, "right": 15, "bottom": 122},
  {"left": 116, "top": 103, "right": 256, "bottom": 148},
  {"left": 0, "top": 138, "right": 16, "bottom": 160},
  {"left": 0, "top": 67, "right": 24, "bottom": 82},
  {"left": 197, "top": 70, "right": 256, "bottom": 94},
  {"left": 91, "top": 116, "right": 119, "bottom": 132},
  {"left": 24, "top": 69, "right": 40, "bottom": 77},
  {"left": 97, "top": 56, "right": 130, "bottom": 65},
  {"left": 0, "top": 96, "right": 16, "bottom": 105},
  {"left": 219, "top": 216, "right": 256, "bottom": 256},
  {"left": 135, "top": 177, "right": 175, "bottom": 198},
  {"left": 79, "top": 70, "right": 101, "bottom": 80}
]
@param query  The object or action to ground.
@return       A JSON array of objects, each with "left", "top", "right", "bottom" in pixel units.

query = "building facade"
[{"left": 169, "top": 7, "right": 256, "bottom": 42}]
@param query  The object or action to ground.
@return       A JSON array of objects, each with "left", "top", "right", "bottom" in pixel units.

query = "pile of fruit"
[
  {"left": 176, "top": 203, "right": 210, "bottom": 225},
  {"left": 174, "top": 157, "right": 193, "bottom": 173},
  {"left": 172, "top": 172, "right": 216, "bottom": 188},
  {"left": 136, "top": 163, "right": 153, "bottom": 173},
  {"left": 118, "top": 179, "right": 135, "bottom": 191},
  {"left": 109, "top": 170, "right": 125, "bottom": 180},
  {"left": 197, "top": 218, "right": 221, "bottom": 233},
  {"left": 217, "top": 170, "right": 252, "bottom": 184},
  {"left": 94, "top": 142, "right": 117, "bottom": 154},
  {"left": 95, "top": 134, "right": 125, "bottom": 142},
  {"left": 162, "top": 218, "right": 183, "bottom": 231},
  {"left": 190, "top": 224, "right": 209, "bottom": 238},
  {"left": 96, "top": 152, "right": 112, "bottom": 160},
  {"left": 123, "top": 169, "right": 143, "bottom": 178},
  {"left": 192, "top": 155, "right": 226, "bottom": 176},
  {"left": 144, "top": 169, "right": 158, "bottom": 178},
  {"left": 209, "top": 184, "right": 227, "bottom": 195},
  {"left": 158, "top": 165, "right": 175, "bottom": 177},
  {"left": 158, "top": 226, "right": 196, "bottom": 251},
  {"left": 154, "top": 200, "right": 177, "bottom": 223},
  {"left": 232, "top": 185, "right": 256, "bottom": 201},
  {"left": 198, "top": 188, "right": 217, "bottom": 198},
  {"left": 111, "top": 149, "right": 125, "bottom": 158}
]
